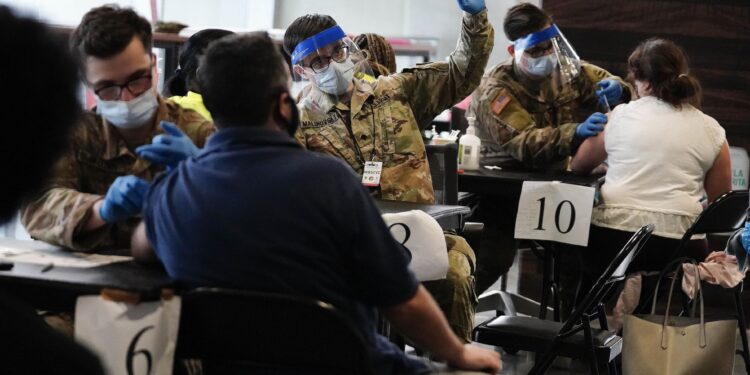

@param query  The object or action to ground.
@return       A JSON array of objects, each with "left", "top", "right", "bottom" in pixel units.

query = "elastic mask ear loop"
[{"left": 273, "top": 92, "right": 299, "bottom": 136}]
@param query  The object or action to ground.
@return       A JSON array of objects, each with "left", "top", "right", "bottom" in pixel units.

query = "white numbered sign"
[
  {"left": 514, "top": 181, "right": 595, "bottom": 246},
  {"left": 75, "top": 295, "right": 181, "bottom": 375}
]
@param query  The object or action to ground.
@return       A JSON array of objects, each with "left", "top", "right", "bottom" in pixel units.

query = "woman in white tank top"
[{"left": 570, "top": 38, "right": 732, "bottom": 298}]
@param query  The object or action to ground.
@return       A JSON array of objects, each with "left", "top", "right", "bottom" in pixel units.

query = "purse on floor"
[{"left": 623, "top": 259, "right": 737, "bottom": 375}]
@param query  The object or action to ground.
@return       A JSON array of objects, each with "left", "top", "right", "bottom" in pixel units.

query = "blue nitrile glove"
[
  {"left": 576, "top": 112, "right": 608, "bottom": 138},
  {"left": 456, "top": 0, "right": 486, "bottom": 14},
  {"left": 99, "top": 175, "right": 149, "bottom": 223},
  {"left": 742, "top": 221, "right": 750, "bottom": 254},
  {"left": 136, "top": 121, "right": 200, "bottom": 169},
  {"left": 596, "top": 79, "right": 624, "bottom": 107}
]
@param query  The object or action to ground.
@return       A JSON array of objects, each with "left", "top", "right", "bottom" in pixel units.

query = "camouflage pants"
[{"left": 423, "top": 234, "right": 477, "bottom": 343}]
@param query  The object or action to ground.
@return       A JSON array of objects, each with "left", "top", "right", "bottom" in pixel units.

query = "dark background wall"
[{"left": 543, "top": 0, "right": 750, "bottom": 152}]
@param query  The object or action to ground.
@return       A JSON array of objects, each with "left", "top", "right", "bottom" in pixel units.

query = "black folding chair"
[
  {"left": 667, "top": 190, "right": 748, "bottom": 262},
  {"left": 473, "top": 224, "right": 654, "bottom": 375},
  {"left": 175, "top": 288, "right": 372, "bottom": 375},
  {"left": 634, "top": 190, "right": 749, "bottom": 371}
]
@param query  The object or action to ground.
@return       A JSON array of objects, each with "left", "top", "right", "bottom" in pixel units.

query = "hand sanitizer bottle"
[{"left": 458, "top": 117, "right": 481, "bottom": 170}]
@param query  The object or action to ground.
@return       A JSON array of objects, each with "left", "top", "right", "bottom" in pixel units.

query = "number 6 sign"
[{"left": 514, "top": 181, "right": 596, "bottom": 246}]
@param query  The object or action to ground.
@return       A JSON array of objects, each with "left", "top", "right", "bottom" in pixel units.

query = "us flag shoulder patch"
[{"left": 490, "top": 89, "right": 511, "bottom": 116}]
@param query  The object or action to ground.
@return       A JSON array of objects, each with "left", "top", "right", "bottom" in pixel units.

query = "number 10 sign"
[{"left": 514, "top": 181, "right": 595, "bottom": 246}]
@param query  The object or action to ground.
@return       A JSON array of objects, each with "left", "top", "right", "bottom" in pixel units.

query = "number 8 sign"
[{"left": 514, "top": 181, "right": 596, "bottom": 246}]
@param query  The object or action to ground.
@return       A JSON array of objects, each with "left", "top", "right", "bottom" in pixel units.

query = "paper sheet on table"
[{"left": 0, "top": 238, "right": 131, "bottom": 268}]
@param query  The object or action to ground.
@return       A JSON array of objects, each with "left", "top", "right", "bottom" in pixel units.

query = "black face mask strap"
[{"left": 273, "top": 91, "right": 299, "bottom": 137}]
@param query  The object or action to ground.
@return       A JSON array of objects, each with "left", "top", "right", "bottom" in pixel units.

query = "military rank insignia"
[{"left": 490, "top": 89, "right": 511, "bottom": 116}]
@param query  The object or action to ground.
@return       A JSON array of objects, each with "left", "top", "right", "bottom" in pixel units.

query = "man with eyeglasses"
[
  {"left": 465, "top": 3, "right": 634, "bottom": 307},
  {"left": 21, "top": 5, "right": 214, "bottom": 252},
  {"left": 283, "top": 0, "right": 493, "bottom": 344}
]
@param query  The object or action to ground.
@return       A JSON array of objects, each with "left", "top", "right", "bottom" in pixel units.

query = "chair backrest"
[
  {"left": 175, "top": 288, "right": 372, "bottom": 374},
  {"left": 670, "top": 190, "right": 749, "bottom": 260},
  {"left": 561, "top": 224, "right": 655, "bottom": 334},
  {"left": 425, "top": 143, "right": 459, "bottom": 205}
]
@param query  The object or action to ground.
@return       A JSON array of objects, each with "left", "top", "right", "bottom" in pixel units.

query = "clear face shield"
[
  {"left": 513, "top": 24, "right": 581, "bottom": 87},
  {"left": 291, "top": 25, "right": 374, "bottom": 114}
]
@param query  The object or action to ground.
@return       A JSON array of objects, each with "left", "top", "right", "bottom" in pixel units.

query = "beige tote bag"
[{"left": 623, "top": 261, "right": 737, "bottom": 375}]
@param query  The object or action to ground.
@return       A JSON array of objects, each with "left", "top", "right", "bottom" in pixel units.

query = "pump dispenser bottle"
[{"left": 458, "top": 117, "right": 481, "bottom": 170}]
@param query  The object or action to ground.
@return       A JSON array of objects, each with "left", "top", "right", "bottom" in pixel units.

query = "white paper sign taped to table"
[
  {"left": 75, "top": 296, "right": 181, "bottom": 375},
  {"left": 382, "top": 210, "right": 449, "bottom": 281},
  {"left": 514, "top": 181, "right": 595, "bottom": 246}
]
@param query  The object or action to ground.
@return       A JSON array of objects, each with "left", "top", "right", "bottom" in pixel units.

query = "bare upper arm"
[
  {"left": 704, "top": 141, "right": 732, "bottom": 203},
  {"left": 131, "top": 221, "right": 158, "bottom": 264},
  {"left": 570, "top": 129, "right": 607, "bottom": 174}
]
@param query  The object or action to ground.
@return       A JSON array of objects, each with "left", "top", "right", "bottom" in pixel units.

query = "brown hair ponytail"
[{"left": 627, "top": 38, "right": 702, "bottom": 108}]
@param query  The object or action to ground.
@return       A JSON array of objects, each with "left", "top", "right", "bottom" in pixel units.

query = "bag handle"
[
  {"left": 649, "top": 257, "right": 689, "bottom": 314},
  {"left": 650, "top": 259, "right": 706, "bottom": 349}
]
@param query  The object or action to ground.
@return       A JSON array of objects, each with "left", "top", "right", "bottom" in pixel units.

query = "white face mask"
[
  {"left": 96, "top": 90, "right": 159, "bottom": 129},
  {"left": 520, "top": 54, "right": 557, "bottom": 78},
  {"left": 313, "top": 58, "right": 355, "bottom": 95}
]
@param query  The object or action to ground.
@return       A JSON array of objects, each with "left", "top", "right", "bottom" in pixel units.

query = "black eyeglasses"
[
  {"left": 525, "top": 41, "right": 553, "bottom": 58},
  {"left": 94, "top": 75, "right": 153, "bottom": 101},
  {"left": 306, "top": 45, "right": 350, "bottom": 73}
]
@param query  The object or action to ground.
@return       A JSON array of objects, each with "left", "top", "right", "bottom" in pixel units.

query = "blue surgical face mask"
[
  {"left": 96, "top": 89, "right": 159, "bottom": 129},
  {"left": 521, "top": 54, "right": 557, "bottom": 78},
  {"left": 313, "top": 58, "right": 355, "bottom": 95}
]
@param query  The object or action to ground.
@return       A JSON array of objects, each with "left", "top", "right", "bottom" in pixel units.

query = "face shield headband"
[
  {"left": 513, "top": 24, "right": 580, "bottom": 83},
  {"left": 291, "top": 25, "right": 346, "bottom": 65},
  {"left": 512, "top": 24, "right": 561, "bottom": 52}
]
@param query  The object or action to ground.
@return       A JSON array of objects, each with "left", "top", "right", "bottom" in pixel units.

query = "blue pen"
[{"left": 40, "top": 263, "right": 54, "bottom": 273}]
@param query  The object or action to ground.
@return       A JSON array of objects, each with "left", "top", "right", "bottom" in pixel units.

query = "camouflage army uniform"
[
  {"left": 469, "top": 60, "right": 633, "bottom": 170},
  {"left": 466, "top": 59, "right": 634, "bottom": 302},
  {"left": 295, "top": 10, "right": 493, "bottom": 342},
  {"left": 21, "top": 97, "right": 214, "bottom": 252}
]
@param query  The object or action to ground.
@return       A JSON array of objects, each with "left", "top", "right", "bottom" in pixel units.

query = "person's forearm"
[
  {"left": 382, "top": 285, "right": 464, "bottom": 361},
  {"left": 21, "top": 187, "right": 104, "bottom": 250},
  {"left": 504, "top": 122, "right": 577, "bottom": 166},
  {"left": 451, "top": 9, "right": 493, "bottom": 94},
  {"left": 83, "top": 200, "right": 107, "bottom": 232}
]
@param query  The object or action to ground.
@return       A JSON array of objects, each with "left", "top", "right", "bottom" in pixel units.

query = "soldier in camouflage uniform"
[
  {"left": 469, "top": 5, "right": 633, "bottom": 170},
  {"left": 465, "top": 3, "right": 634, "bottom": 305},
  {"left": 283, "top": 1, "right": 493, "bottom": 342},
  {"left": 470, "top": 62, "right": 631, "bottom": 170},
  {"left": 21, "top": 6, "right": 214, "bottom": 252}
]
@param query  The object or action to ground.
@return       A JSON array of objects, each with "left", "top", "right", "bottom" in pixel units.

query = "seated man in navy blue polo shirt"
[{"left": 130, "top": 32, "right": 500, "bottom": 374}]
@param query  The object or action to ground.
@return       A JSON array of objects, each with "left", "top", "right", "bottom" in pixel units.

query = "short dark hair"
[
  {"left": 163, "top": 29, "right": 234, "bottom": 97},
  {"left": 0, "top": 6, "right": 80, "bottom": 222},
  {"left": 70, "top": 5, "right": 153, "bottom": 73},
  {"left": 503, "top": 3, "right": 553, "bottom": 42},
  {"left": 628, "top": 38, "right": 702, "bottom": 108},
  {"left": 200, "top": 32, "right": 289, "bottom": 127},
  {"left": 282, "top": 14, "right": 337, "bottom": 58}
]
